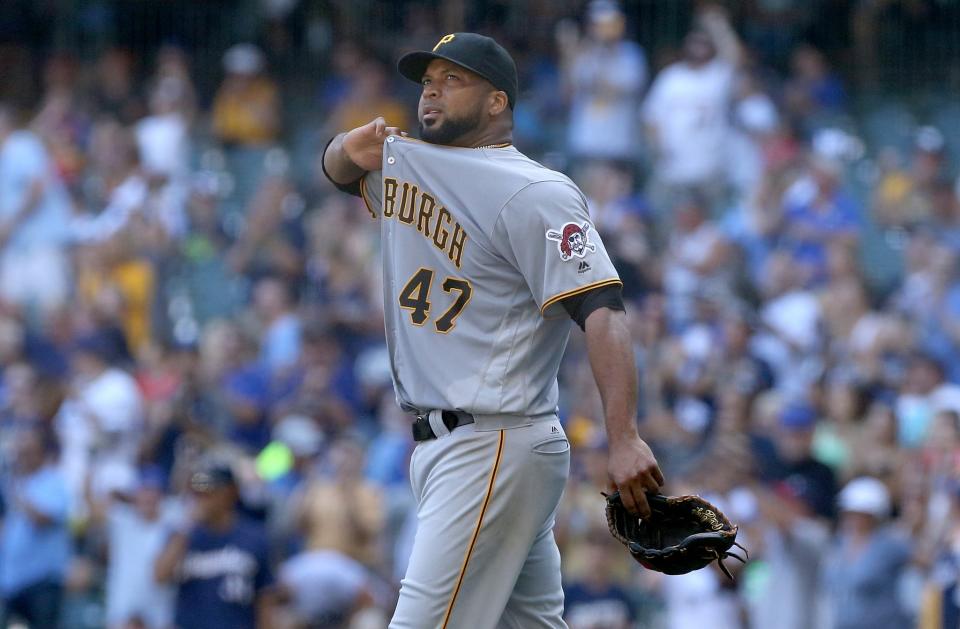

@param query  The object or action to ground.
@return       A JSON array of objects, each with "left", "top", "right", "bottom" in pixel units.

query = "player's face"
[
  {"left": 568, "top": 232, "right": 584, "bottom": 253},
  {"left": 418, "top": 59, "right": 492, "bottom": 145}
]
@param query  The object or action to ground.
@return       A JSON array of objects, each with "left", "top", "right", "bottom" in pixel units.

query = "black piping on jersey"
[{"left": 542, "top": 277, "right": 622, "bottom": 316}]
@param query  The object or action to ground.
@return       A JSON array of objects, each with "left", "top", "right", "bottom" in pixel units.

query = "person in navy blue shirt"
[
  {"left": 155, "top": 463, "right": 278, "bottom": 629},
  {"left": 563, "top": 533, "right": 638, "bottom": 629}
]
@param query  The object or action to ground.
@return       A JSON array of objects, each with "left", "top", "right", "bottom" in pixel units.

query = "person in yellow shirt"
[
  {"left": 212, "top": 44, "right": 280, "bottom": 147},
  {"left": 295, "top": 437, "right": 384, "bottom": 569},
  {"left": 328, "top": 59, "right": 410, "bottom": 135}
]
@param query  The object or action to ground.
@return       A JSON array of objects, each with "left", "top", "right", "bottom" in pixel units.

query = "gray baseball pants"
[{"left": 390, "top": 413, "right": 571, "bottom": 628}]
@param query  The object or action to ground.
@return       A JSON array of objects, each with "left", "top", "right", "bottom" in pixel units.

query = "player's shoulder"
[{"left": 492, "top": 148, "right": 581, "bottom": 197}]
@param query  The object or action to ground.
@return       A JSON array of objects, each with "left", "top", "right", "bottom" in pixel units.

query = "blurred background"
[{"left": 1, "top": 0, "right": 960, "bottom": 628}]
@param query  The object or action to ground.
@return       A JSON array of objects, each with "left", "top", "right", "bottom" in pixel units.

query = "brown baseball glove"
[{"left": 604, "top": 491, "right": 747, "bottom": 579}]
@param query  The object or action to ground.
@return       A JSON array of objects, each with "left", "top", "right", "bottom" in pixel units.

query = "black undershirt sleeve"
[
  {"left": 321, "top": 135, "right": 363, "bottom": 197},
  {"left": 561, "top": 284, "right": 626, "bottom": 331}
]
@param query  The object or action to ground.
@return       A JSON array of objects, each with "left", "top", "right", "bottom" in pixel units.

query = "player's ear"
[{"left": 488, "top": 90, "right": 508, "bottom": 116}]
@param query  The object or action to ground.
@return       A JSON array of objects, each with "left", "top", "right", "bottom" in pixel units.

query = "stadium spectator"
[
  {"left": 57, "top": 330, "right": 144, "bottom": 509},
  {"left": 327, "top": 57, "right": 411, "bottom": 134},
  {"left": 780, "top": 153, "right": 861, "bottom": 287},
  {"left": 727, "top": 73, "right": 780, "bottom": 202},
  {"left": 917, "top": 481, "right": 960, "bottom": 629},
  {"left": 296, "top": 437, "right": 384, "bottom": 568},
  {"left": 748, "top": 481, "right": 831, "bottom": 629},
  {"left": 0, "top": 103, "right": 73, "bottom": 319},
  {"left": 642, "top": 6, "right": 742, "bottom": 210},
  {"left": 894, "top": 354, "right": 960, "bottom": 450},
  {"left": 0, "top": 427, "right": 70, "bottom": 629},
  {"left": 768, "top": 403, "right": 838, "bottom": 520},
  {"left": 783, "top": 44, "right": 847, "bottom": 130},
  {"left": 558, "top": 0, "right": 648, "bottom": 165},
  {"left": 822, "top": 476, "right": 914, "bottom": 629},
  {"left": 90, "top": 48, "right": 144, "bottom": 125},
  {"left": 214, "top": 325, "right": 273, "bottom": 453},
  {"left": 30, "top": 63, "right": 89, "bottom": 192},
  {"left": 252, "top": 275, "right": 302, "bottom": 377},
  {"left": 87, "top": 466, "right": 179, "bottom": 629},
  {"left": 134, "top": 77, "right": 191, "bottom": 239},
  {"left": 563, "top": 530, "right": 637, "bottom": 629},
  {"left": 212, "top": 44, "right": 280, "bottom": 148},
  {"left": 226, "top": 165, "right": 308, "bottom": 283},
  {"left": 277, "top": 549, "right": 387, "bottom": 629},
  {"left": 272, "top": 322, "right": 358, "bottom": 432},
  {"left": 873, "top": 126, "right": 947, "bottom": 229},
  {"left": 178, "top": 179, "right": 246, "bottom": 325},
  {"left": 155, "top": 462, "right": 278, "bottom": 629},
  {"left": 661, "top": 190, "right": 730, "bottom": 329}
]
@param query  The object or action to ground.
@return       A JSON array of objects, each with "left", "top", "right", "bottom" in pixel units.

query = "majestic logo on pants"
[{"left": 546, "top": 222, "right": 596, "bottom": 261}]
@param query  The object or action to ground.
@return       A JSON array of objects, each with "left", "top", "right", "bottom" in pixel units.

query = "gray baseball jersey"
[{"left": 358, "top": 136, "right": 621, "bottom": 416}]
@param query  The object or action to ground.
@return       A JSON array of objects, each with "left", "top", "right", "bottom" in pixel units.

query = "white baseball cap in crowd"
[
  {"left": 838, "top": 476, "right": 891, "bottom": 519},
  {"left": 588, "top": 0, "right": 623, "bottom": 21},
  {"left": 223, "top": 43, "right": 265, "bottom": 75},
  {"left": 273, "top": 414, "right": 324, "bottom": 457}
]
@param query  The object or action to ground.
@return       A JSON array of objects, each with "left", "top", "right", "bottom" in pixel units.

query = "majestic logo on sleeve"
[{"left": 546, "top": 222, "right": 596, "bottom": 261}]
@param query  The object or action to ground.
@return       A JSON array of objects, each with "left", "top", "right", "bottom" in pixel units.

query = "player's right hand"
[
  {"left": 607, "top": 435, "right": 665, "bottom": 519},
  {"left": 342, "top": 117, "right": 406, "bottom": 171}
]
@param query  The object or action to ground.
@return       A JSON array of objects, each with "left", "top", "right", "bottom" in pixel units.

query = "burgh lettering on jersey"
[{"left": 382, "top": 177, "right": 468, "bottom": 268}]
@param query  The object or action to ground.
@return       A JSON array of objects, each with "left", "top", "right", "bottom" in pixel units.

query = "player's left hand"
[
  {"left": 607, "top": 434, "right": 664, "bottom": 519},
  {"left": 342, "top": 117, "right": 407, "bottom": 171}
]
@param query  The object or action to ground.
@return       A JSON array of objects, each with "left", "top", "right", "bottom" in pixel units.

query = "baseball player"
[{"left": 322, "top": 32, "right": 663, "bottom": 628}]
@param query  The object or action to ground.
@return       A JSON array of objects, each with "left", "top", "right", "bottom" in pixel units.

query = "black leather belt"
[{"left": 412, "top": 410, "right": 475, "bottom": 442}]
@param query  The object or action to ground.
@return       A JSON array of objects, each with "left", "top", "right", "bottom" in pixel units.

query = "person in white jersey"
[{"left": 322, "top": 32, "right": 663, "bottom": 629}]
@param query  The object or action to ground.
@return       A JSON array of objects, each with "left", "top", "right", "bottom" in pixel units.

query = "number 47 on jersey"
[{"left": 398, "top": 267, "right": 472, "bottom": 333}]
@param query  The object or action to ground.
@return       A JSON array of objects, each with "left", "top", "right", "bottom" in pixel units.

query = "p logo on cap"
[{"left": 433, "top": 34, "right": 456, "bottom": 51}]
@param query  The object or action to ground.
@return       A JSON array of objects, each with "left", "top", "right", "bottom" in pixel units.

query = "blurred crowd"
[{"left": 2, "top": 0, "right": 960, "bottom": 628}]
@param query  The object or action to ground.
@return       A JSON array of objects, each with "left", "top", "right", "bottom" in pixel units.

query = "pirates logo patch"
[{"left": 546, "top": 222, "right": 596, "bottom": 261}]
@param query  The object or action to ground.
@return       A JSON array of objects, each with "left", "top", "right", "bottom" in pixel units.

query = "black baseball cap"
[{"left": 397, "top": 32, "right": 518, "bottom": 109}]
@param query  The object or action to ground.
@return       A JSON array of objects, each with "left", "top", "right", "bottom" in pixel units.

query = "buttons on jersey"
[
  {"left": 387, "top": 136, "right": 395, "bottom": 143},
  {"left": 387, "top": 156, "right": 396, "bottom": 165}
]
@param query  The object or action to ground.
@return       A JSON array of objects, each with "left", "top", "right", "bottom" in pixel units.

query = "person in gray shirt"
[
  {"left": 822, "top": 477, "right": 914, "bottom": 629},
  {"left": 323, "top": 32, "right": 663, "bottom": 629}
]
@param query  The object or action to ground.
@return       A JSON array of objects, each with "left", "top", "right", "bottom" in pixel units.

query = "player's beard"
[{"left": 419, "top": 103, "right": 484, "bottom": 145}]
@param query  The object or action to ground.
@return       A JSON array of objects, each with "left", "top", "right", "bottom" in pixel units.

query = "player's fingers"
[
  {"left": 652, "top": 465, "right": 665, "bottom": 487},
  {"left": 621, "top": 482, "right": 650, "bottom": 519},
  {"left": 640, "top": 473, "right": 661, "bottom": 495},
  {"left": 384, "top": 126, "right": 403, "bottom": 137},
  {"left": 616, "top": 483, "right": 638, "bottom": 515},
  {"left": 372, "top": 117, "right": 386, "bottom": 137},
  {"left": 628, "top": 485, "right": 652, "bottom": 519}
]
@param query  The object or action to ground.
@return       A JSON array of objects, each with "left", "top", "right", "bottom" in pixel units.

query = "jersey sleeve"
[
  {"left": 320, "top": 136, "right": 382, "bottom": 220},
  {"left": 358, "top": 169, "right": 383, "bottom": 219},
  {"left": 492, "top": 180, "right": 622, "bottom": 318}
]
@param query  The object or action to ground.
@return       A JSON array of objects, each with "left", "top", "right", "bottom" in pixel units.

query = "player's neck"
[{"left": 451, "top": 123, "right": 512, "bottom": 149}]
